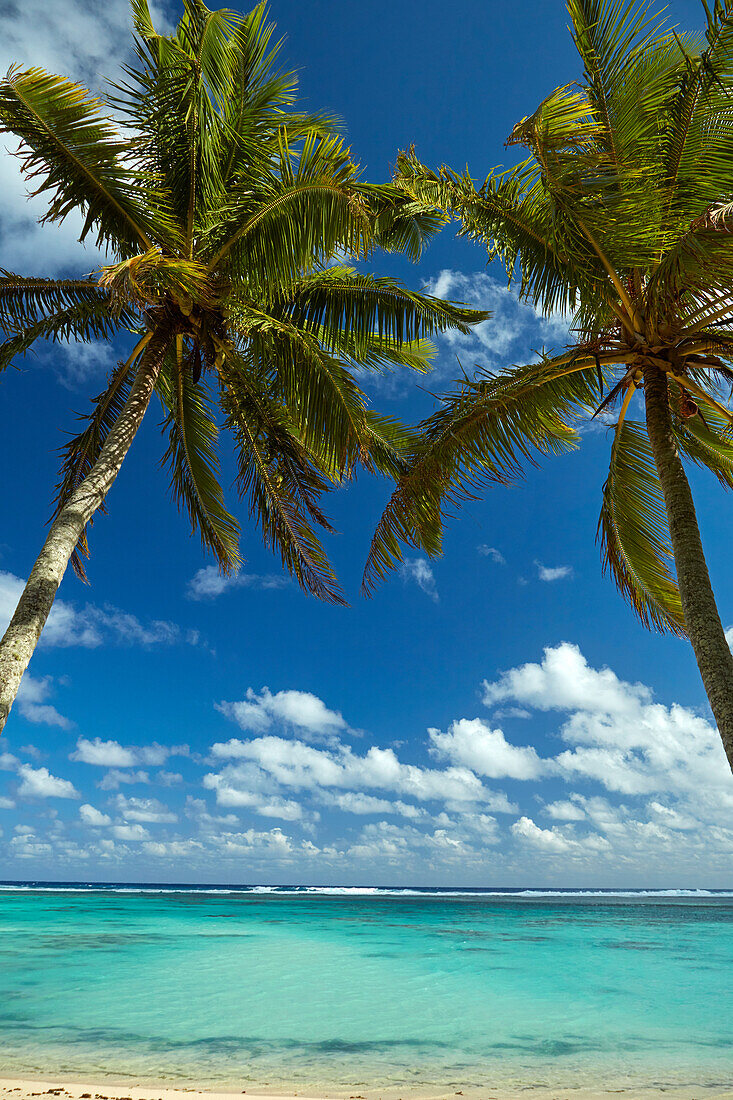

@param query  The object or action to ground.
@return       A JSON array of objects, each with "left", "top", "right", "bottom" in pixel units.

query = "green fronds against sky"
[
  {"left": 376, "top": 0, "right": 733, "bottom": 634},
  {"left": 0, "top": 0, "right": 486, "bottom": 601}
]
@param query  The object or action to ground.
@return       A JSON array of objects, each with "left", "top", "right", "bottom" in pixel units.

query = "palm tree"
[
  {"left": 365, "top": 0, "right": 733, "bottom": 771},
  {"left": 0, "top": 0, "right": 485, "bottom": 731}
]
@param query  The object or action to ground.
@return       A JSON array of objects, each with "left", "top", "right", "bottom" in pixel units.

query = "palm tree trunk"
[
  {"left": 0, "top": 326, "right": 173, "bottom": 732},
  {"left": 643, "top": 362, "right": 733, "bottom": 772}
]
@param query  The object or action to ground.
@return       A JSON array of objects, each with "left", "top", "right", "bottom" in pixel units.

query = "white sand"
[{"left": 1, "top": 1076, "right": 732, "bottom": 1100}]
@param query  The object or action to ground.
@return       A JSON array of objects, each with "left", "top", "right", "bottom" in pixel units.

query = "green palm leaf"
[
  {"left": 363, "top": 358, "right": 596, "bottom": 593},
  {"left": 598, "top": 420, "right": 685, "bottom": 633},
  {"left": 0, "top": 67, "right": 174, "bottom": 253},
  {"left": 0, "top": 299, "right": 133, "bottom": 374},
  {"left": 269, "top": 267, "right": 487, "bottom": 356},
  {"left": 157, "top": 349, "right": 241, "bottom": 571},
  {"left": 221, "top": 360, "right": 345, "bottom": 603}
]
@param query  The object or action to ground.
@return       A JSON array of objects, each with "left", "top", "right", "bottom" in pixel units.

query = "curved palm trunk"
[
  {"left": 0, "top": 326, "right": 173, "bottom": 732},
  {"left": 643, "top": 363, "right": 733, "bottom": 772}
]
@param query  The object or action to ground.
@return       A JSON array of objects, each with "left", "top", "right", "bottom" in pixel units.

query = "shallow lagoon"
[{"left": 0, "top": 885, "right": 731, "bottom": 1094}]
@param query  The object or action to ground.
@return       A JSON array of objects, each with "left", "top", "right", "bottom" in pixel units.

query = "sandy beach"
[{"left": 2, "top": 1077, "right": 732, "bottom": 1100}]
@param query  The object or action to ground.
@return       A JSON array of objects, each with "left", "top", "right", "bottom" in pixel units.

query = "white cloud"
[
  {"left": 188, "top": 566, "right": 289, "bottom": 599},
  {"left": 482, "top": 642, "right": 732, "bottom": 805},
  {"left": 429, "top": 717, "right": 545, "bottom": 780},
  {"left": 1, "top": 635, "right": 730, "bottom": 881},
  {"left": 111, "top": 823, "right": 149, "bottom": 841},
  {"left": 158, "top": 771, "right": 184, "bottom": 786},
  {"left": 424, "top": 271, "right": 573, "bottom": 377},
  {"left": 216, "top": 687, "right": 347, "bottom": 739},
  {"left": 511, "top": 815, "right": 573, "bottom": 852},
  {"left": 200, "top": 759, "right": 306, "bottom": 820},
  {"left": 143, "top": 839, "right": 205, "bottom": 859},
  {"left": 400, "top": 558, "right": 438, "bottom": 601},
  {"left": 52, "top": 340, "right": 116, "bottom": 390},
  {"left": 17, "top": 765, "right": 79, "bottom": 800},
  {"left": 114, "top": 795, "right": 177, "bottom": 824},
  {"left": 79, "top": 804, "right": 112, "bottom": 827},
  {"left": 328, "top": 792, "right": 400, "bottom": 815},
  {"left": 0, "top": 0, "right": 170, "bottom": 275},
  {"left": 0, "top": 573, "right": 99, "bottom": 648},
  {"left": 72, "top": 738, "right": 136, "bottom": 768},
  {"left": 477, "top": 545, "right": 506, "bottom": 564},
  {"left": 71, "top": 737, "right": 188, "bottom": 768},
  {"left": 346, "top": 817, "right": 499, "bottom": 863},
  {"left": 97, "top": 769, "right": 150, "bottom": 790},
  {"left": 543, "top": 799, "right": 586, "bottom": 821},
  {"left": 0, "top": 572, "right": 196, "bottom": 651},
  {"left": 15, "top": 675, "right": 72, "bottom": 729},
  {"left": 208, "top": 734, "right": 516, "bottom": 813},
  {"left": 536, "top": 562, "right": 573, "bottom": 582},
  {"left": 0, "top": 797, "right": 16, "bottom": 810}
]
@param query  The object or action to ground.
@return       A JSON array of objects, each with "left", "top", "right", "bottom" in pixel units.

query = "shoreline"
[{"left": 2, "top": 1076, "right": 732, "bottom": 1100}]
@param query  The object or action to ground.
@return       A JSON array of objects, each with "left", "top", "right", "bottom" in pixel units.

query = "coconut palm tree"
[
  {"left": 0, "top": 0, "right": 485, "bottom": 730},
  {"left": 365, "top": 0, "right": 733, "bottom": 771}
]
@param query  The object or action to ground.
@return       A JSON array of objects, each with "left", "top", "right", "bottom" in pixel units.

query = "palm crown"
[
  {"left": 367, "top": 0, "right": 733, "bottom": 633},
  {"left": 0, "top": 0, "right": 485, "bottom": 604}
]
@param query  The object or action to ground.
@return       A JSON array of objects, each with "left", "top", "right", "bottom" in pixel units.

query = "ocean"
[{"left": 0, "top": 883, "right": 731, "bottom": 1095}]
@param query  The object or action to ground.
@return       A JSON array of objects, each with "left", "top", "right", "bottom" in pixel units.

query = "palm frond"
[
  {"left": 598, "top": 419, "right": 686, "bottom": 633},
  {"left": 268, "top": 266, "right": 488, "bottom": 356},
  {"left": 0, "top": 273, "right": 112, "bottom": 331},
  {"left": 0, "top": 67, "right": 172, "bottom": 254},
  {"left": 207, "top": 132, "right": 371, "bottom": 280},
  {"left": 220, "top": 358, "right": 345, "bottom": 603},
  {"left": 157, "top": 349, "right": 241, "bottom": 571},
  {"left": 659, "top": 0, "right": 733, "bottom": 224},
  {"left": 365, "top": 183, "right": 448, "bottom": 261},
  {"left": 670, "top": 376, "right": 733, "bottom": 485},
  {"left": 0, "top": 297, "right": 133, "bottom": 374},
  {"left": 394, "top": 150, "right": 605, "bottom": 320},
  {"left": 98, "top": 250, "right": 217, "bottom": 313},
  {"left": 363, "top": 356, "right": 598, "bottom": 593},
  {"left": 566, "top": 0, "right": 672, "bottom": 165}
]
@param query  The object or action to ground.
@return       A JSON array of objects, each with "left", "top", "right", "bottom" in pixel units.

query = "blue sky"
[{"left": 0, "top": 0, "right": 731, "bottom": 887}]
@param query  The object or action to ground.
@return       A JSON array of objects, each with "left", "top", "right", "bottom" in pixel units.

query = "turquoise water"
[{"left": 0, "top": 886, "right": 731, "bottom": 1094}]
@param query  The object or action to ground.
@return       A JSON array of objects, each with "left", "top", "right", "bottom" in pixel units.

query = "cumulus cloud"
[
  {"left": 429, "top": 718, "right": 545, "bottom": 780},
  {"left": 71, "top": 737, "right": 188, "bottom": 768},
  {"left": 424, "top": 271, "right": 572, "bottom": 374},
  {"left": 0, "top": 0, "right": 169, "bottom": 275},
  {"left": 327, "top": 792, "right": 410, "bottom": 816},
  {"left": 216, "top": 687, "right": 347, "bottom": 739},
  {"left": 79, "top": 804, "right": 112, "bottom": 827},
  {"left": 400, "top": 558, "right": 439, "bottom": 601},
  {"left": 208, "top": 733, "right": 515, "bottom": 814},
  {"left": 114, "top": 795, "right": 177, "bottom": 824},
  {"left": 482, "top": 642, "right": 732, "bottom": 806},
  {"left": 536, "top": 562, "right": 573, "bottom": 582},
  {"left": 1, "top": 640, "right": 731, "bottom": 881},
  {"left": 188, "top": 565, "right": 290, "bottom": 599},
  {"left": 17, "top": 765, "right": 79, "bottom": 800},
  {"left": 0, "top": 572, "right": 197, "bottom": 651},
  {"left": 111, "top": 823, "right": 149, "bottom": 842},
  {"left": 543, "top": 799, "right": 586, "bottom": 821},
  {"left": 97, "top": 769, "right": 151, "bottom": 791},
  {"left": 511, "top": 815, "right": 573, "bottom": 852},
  {"left": 15, "top": 675, "right": 72, "bottom": 729}
]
